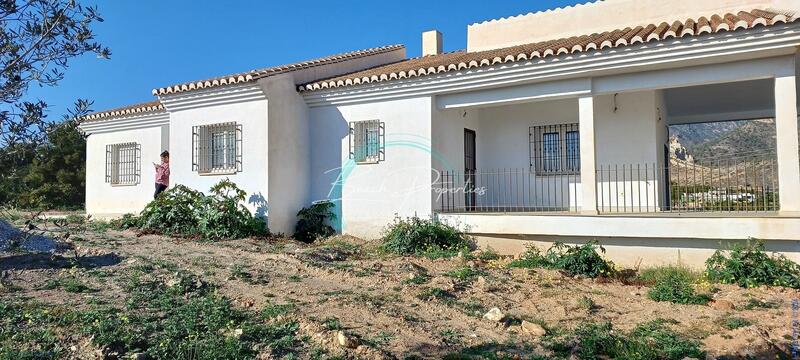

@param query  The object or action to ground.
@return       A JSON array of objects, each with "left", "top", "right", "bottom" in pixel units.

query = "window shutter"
[
  {"left": 378, "top": 121, "right": 385, "bottom": 162},
  {"left": 105, "top": 144, "right": 112, "bottom": 183},
  {"left": 192, "top": 125, "right": 199, "bottom": 171},
  {"left": 135, "top": 143, "right": 141, "bottom": 184},
  {"left": 348, "top": 123, "right": 355, "bottom": 160},
  {"left": 235, "top": 123, "right": 243, "bottom": 172}
]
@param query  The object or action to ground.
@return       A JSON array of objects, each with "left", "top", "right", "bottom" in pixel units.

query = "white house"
[{"left": 81, "top": 0, "right": 800, "bottom": 266}]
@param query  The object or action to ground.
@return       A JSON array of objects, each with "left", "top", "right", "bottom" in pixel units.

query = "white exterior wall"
[
  {"left": 166, "top": 90, "right": 269, "bottom": 217},
  {"left": 260, "top": 75, "right": 311, "bottom": 234},
  {"left": 85, "top": 121, "right": 167, "bottom": 216},
  {"left": 431, "top": 93, "right": 663, "bottom": 212},
  {"left": 594, "top": 91, "right": 663, "bottom": 212},
  {"left": 309, "top": 96, "right": 434, "bottom": 239}
]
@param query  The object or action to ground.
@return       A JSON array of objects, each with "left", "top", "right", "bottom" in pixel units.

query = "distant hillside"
[
  {"left": 669, "top": 121, "right": 744, "bottom": 155},
  {"left": 669, "top": 119, "right": 776, "bottom": 162}
]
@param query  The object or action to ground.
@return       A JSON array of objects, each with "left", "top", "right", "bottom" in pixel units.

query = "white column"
[
  {"left": 775, "top": 75, "right": 800, "bottom": 214},
  {"left": 579, "top": 96, "right": 598, "bottom": 214}
]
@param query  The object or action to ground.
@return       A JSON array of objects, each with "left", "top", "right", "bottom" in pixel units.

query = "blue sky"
[{"left": 29, "top": 0, "right": 579, "bottom": 118}]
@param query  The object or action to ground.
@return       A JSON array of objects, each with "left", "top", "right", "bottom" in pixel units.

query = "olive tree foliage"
[{"left": 0, "top": 0, "right": 109, "bottom": 208}]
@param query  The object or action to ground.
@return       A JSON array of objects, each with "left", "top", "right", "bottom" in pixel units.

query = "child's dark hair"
[{"left": 160, "top": 150, "right": 169, "bottom": 158}]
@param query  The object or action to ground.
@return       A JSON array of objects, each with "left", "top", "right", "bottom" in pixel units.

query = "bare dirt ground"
[{"left": 2, "top": 227, "right": 799, "bottom": 359}]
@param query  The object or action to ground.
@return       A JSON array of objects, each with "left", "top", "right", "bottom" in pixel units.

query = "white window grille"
[
  {"left": 192, "top": 122, "right": 242, "bottom": 174},
  {"left": 349, "top": 120, "right": 385, "bottom": 164},
  {"left": 105, "top": 142, "right": 140, "bottom": 185}
]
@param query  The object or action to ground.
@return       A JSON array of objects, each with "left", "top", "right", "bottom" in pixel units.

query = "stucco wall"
[
  {"left": 85, "top": 124, "right": 166, "bottom": 216},
  {"left": 430, "top": 93, "right": 663, "bottom": 212},
  {"left": 594, "top": 91, "right": 663, "bottom": 211},
  {"left": 260, "top": 75, "right": 311, "bottom": 234},
  {"left": 167, "top": 96, "right": 269, "bottom": 217},
  {"left": 309, "top": 96, "right": 434, "bottom": 239}
]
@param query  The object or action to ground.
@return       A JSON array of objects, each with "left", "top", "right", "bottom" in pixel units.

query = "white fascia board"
[
  {"left": 592, "top": 55, "right": 794, "bottom": 94},
  {"left": 437, "top": 78, "right": 591, "bottom": 109},
  {"left": 303, "top": 23, "right": 800, "bottom": 107},
  {"left": 158, "top": 83, "right": 266, "bottom": 112},
  {"left": 78, "top": 112, "right": 169, "bottom": 135}
]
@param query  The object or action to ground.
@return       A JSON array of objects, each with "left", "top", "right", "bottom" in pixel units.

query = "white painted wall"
[
  {"left": 440, "top": 213, "right": 800, "bottom": 266},
  {"left": 260, "top": 75, "right": 311, "bottom": 234},
  {"left": 166, "top": 91, "right": 269, "bottom": 217},
  {"left": 309, "top": 96, "right": 434, "bottom": 239},
  {"left": 466, "top": 0, "right": 800, "bottom": 52},
  {"left": 594, "top": 91, "right": 663, "bottom": 212},
  {"left": 431, "top": 93, "right": 665, "bottom": 212},
  {"left": 85, "top": 121, "right": 166, "bottom": 216}
]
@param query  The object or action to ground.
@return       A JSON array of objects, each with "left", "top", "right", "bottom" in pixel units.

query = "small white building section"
[{"left": 80, "top": 46, "right": 407, "bottom": 234}]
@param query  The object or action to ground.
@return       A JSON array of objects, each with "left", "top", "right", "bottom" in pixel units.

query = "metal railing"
[
  {"left": 595, "top": 154, "right": 779, "bottom": 213},
  {"left": 434, "top": 168, "right": 580, "bottom": 213}
]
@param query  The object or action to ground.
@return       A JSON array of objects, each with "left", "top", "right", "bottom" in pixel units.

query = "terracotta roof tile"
[
  {"left": 300, "top": 9, "right": 793, "bottom": 92},
  {"left": 83, "top": 100, "right": 164, "bottom": 122},
  {"left": 152, "top": 45, "right": 404, "bottom": 96}
]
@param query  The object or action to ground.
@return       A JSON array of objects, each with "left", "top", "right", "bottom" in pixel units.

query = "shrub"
[
  {"left": 381, "top": 216, "right": 472, "bottom": 257},
  {"left": 135, "top": 180, "right": 267, "bottom": 240},
  {"left": 507, "top": 241, "right": 615, "bottom": 278},
  {"left": 138, "top": 185, "right": 204, "bottom": 237},
  {"left": 705, "top": 239, "right": 800, "bottom": 289},
  {"left": 646, "top": 267, "right": 710, "bottom": 305},
  {"left": 198, "top": 179, "right": 267, "bottom": 240},
  {"left": 109, "top": 213, "right": 140, "bottom": 230},
  {"left": 294, "top": 201, "right": 336, "bottom": 243}
]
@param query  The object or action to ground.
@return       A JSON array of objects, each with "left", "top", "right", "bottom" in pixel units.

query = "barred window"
[
  {"left": 349, "top": 120, "right": 384, "bottom": 164},
  {"left": 192, "top": 122, "right": 242, "bottom": 174},
  {"left": 105, "top": 142, "right": 140, "bottom": 185},
  {"left": 529, "top": 123, "right": 580, "bottom": 174}
]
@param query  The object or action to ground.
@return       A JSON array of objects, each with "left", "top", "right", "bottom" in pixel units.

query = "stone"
[
  {"left": 474, "top": 276, "right": 497, "bottom": 292},
  {"left": 710, "top": 299, "right": 735, "bottom": 311},
  {"left": 483, "top": 307, "right": 505, "bottom": 322},
  {"left": 337, "top": 331, "right": 360, "bottom": 348},
  {"left": 130, "top": 353, "right": 148, "bottom": 360},
  {"left": 520, "top": 320, "right": 547, "bottom": 337}
]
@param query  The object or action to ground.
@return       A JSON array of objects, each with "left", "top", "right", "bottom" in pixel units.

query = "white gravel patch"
[{"left": 0, "top": 220, "right": 60, "bottom": 253}]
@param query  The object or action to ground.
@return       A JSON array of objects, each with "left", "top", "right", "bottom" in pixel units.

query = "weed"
[
  {"left": 647, "top": 267, "right": 710, "bottom": 305},
  {"left": 507, "top": 241, "right": 615, "bottom": 278},
  {"left": 109, "top": 213, "right": 140, "bottom": 230},
  {"left": 720, "top": 316, "right": 753, "bottom": 330},
  {"left": 705, "top": 239, "right": 800, "bottom": 288},
  {"left": 743, "top": 298, "right": 780, "bottom": 310},
  {"left": 321, "top": 316, "right": 343, "bottom": 331},
  {"left": 367, "top": 331, "right": 394, "bottom": 347},
  {"left": 86, "top": 219, "right": 111, "bottom": 233},
  {"left": 440, "top": 329, "right": 461, "bottom": 345},
  {"left": 381, "top": 216, "right": 473, "bottom": 257},
  {"left": 444, "top": 266, "right": 483, "bottom": 282},
  {"left": 294, "top": 201, "right": 336, "bottom": 243},
  {"left": 64, "top": 214, "right": 85, "bottom": 224},
  {"left": 577, "top": 295, "right": 597, "bottom": 312},
  {"left": 43, "top": 277, "right": 93, "bottom": 293},
  {"left": 573, "top": 319, "right": 705, "bottom": 359},
  {"left": 287, "top": 275, "right": 302, "bottom": 282},
  {"left": 417, "top": 287, "right": 455, "bottom": 302},
  {"left": 403, "top": 273, "right": 430, "bottom": 285},
  {"left": 478, "top": 247, "right": 500, "bottom": 261},
  {"left": 262, "top": 303, "right": 295, "bottom": 320}
]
